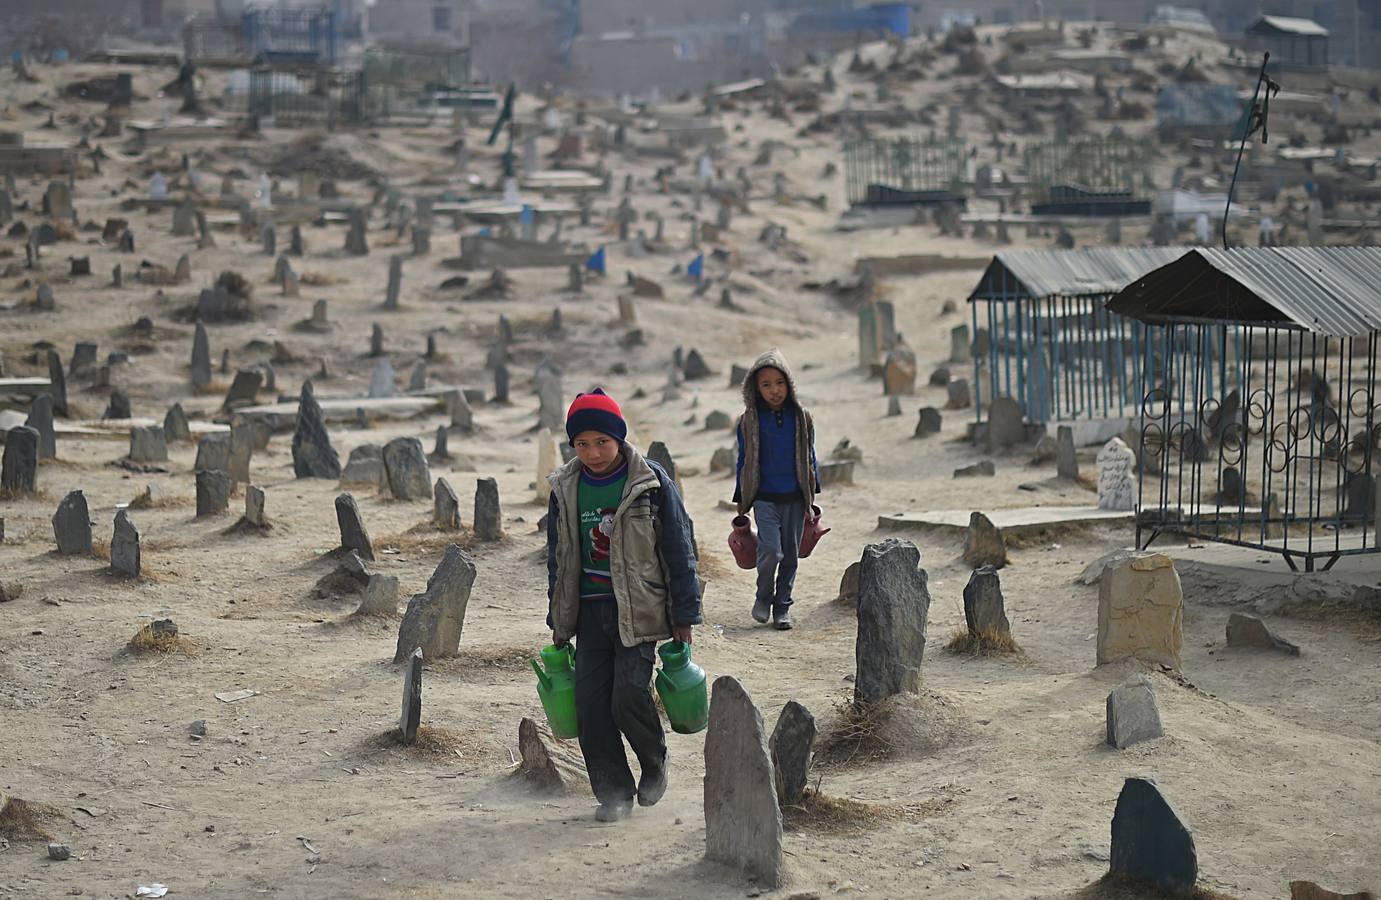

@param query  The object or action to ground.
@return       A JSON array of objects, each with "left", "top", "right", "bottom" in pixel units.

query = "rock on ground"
[
  {"left": 335, "top": 493, "right": 376, "bottom": 562},
  {"left": 962, "top": 511, "right": 1007, "bottom": 569},
  {"left": 1097, "top": 552, "right": 1183, "bottom": 669},
  {"left": 769, "top": 700, "right": 816, "bottom": 807},
  {"left": 1109, "top": 776, "right": 1198, "bottom": 894},
  {"left": 2, "top": 425, "right": 39, "bottom": 494},
  {"left": 433, "top": 477, "right": 461, "bottom": 531},
  {"left": 399, "top": 647, "right": 422, "bottom": 745},
  {"left": 292, "top": 381, "right": 341, "bottom": 479},
  {"left": 394, "top": 544, "right": 477, "bottom": 662},
  {"left": 1226, "top": 612, "right": 1300, "bottom": 656},
  {"left": 357, "top": 574, "right": 399, "bottom": 616},
  {"left": 703, "top": 675, "right": 783, "bottom": 887},
  {"left": 854, "top": 538, "right": 930, "bottom": 706},
  {"left": 474, "top": 477, "right": 502, "bottom": 541},
  {"left": 517, "top": 716, "right": 587, "bottom": 794},
  {"left": 110, "top": 509, "right": 140, "bottom": 577},
  {"left": 985, "top": 396, "right": 1025, "bottom": 451},
  {"left": 962, "top": 565, "right": 1010, "bottom": 638},
  {"left": 1105, "top": 676, "right": 1164, "bottom": 749},
  {"left": 383, "top": 436, "right": 431, "bottom": 500},
  {"left": 195, "top": 469, "right": 232, "bottom": 518},
  {"left": 52, "top": 489, "right": 93, "bottom": 556}
]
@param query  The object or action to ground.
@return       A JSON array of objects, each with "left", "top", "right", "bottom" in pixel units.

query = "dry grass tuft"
[
  {"left": 428, "top": 645, "right": 534, "bottom": 676},
  {"left": 365, "top": 726, "right": 500, "bottom": 763},
  {"left": 817, "top": 692, "right": 972, "bottom": 769},
  {"left": 1003, "top": 521, "right": 1094, "bottom": 549},
  {"left": 696, "top": 550, "right": 733, "bottom": 580},
  {"left": 90, "top": 538, "right": 111, "bottom": 562},
  {"left": 376, "top": 528, "right": 473, "bottom": 556},
  {"left": 225, "top": 517, "right": 273, "bottom": 537},
  {"left": 126, "top": 623, "right": 198, "bottom": 656},
  {"left": 817, "top": 697, "right": 897, "bottom": 767},
  {"left": 300, "top": 271, "right": 347, "bottom": 286},
  {"left": 129, "top": 490, "right": 187, "bottom": 511},
  {"left": 945, "top": 626, "right": 1022, "bottom": 656},
  {"left": 782, "top": 788, "right": 901, "bottom": 834},
  {"left": 0, "top": 797, "right": 58, "bottom": 842},
  {"left": 1071, "top": 873, "right": 1242, "bottom": 900},
  {"left": 0, "top": 486, "right": 36, "bottom": 502}
]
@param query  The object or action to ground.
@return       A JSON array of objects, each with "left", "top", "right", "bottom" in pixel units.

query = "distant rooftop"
[
  {"left": 1149, "top": 5, "right": 1215, "bottom": 34},
  {"left": 1248, "top": 15, "right": 1329, "bottom": 37}
]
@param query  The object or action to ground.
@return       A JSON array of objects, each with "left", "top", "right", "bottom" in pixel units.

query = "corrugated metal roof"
[
  {"left": 967, "top": 247, "right": 1192, "bottom": 302},
  {"left": 1252, "top": 15, "right": 1329, "bottom": 36},
  {"left": 1107, "top": 246, "right": 1381, "bottom": 336}
]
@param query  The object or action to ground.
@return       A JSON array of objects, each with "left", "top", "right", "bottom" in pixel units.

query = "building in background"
[
  {"left": 365, "top": 0, "right": 470, "bottom": 47},
  {"left": 1246, "top": 15, "right": 1329, "bottom": 69}
]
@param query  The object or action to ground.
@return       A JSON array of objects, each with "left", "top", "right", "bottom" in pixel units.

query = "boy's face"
[
  {"left": 573, "top": 430, "right": 621, "bottom": 475},
  {"left": 756, "top": 367, "right": 789, "bottom": 410}
]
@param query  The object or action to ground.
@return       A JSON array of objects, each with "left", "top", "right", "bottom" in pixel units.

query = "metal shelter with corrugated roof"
[
  {"left": 1108, "top": 246, "right": 1381, "bottom": 570},
  {"left": 1246, "top": 15, "right": 1329, "bottom": 68},
  {"left": 964, "top": 247, "right": 1198, "bottom": 426}
]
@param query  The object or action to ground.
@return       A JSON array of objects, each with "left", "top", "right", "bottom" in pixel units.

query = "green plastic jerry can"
[
  {"left": 655, "top": 641, "right": 709, "bottom": 735},
  {"left": 532, "top": 643, "right": 579, "bottom": 739}
]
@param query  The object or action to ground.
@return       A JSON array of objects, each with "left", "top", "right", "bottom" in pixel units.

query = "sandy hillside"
[{"left": 2, "top": 28, "right": 1380, "bottom": 900}]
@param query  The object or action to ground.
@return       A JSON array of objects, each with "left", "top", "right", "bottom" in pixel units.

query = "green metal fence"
[
  {"left": 1023, "top": 136, "right": 1150, "bottom": 203},
  {"left": 844, "top": 137, "right": 965, "bottom": 206},
  {"left": 363, "top": 46, "right": 472, "bottom": 89}
]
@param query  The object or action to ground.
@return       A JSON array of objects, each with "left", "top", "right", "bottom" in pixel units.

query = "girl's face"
[
  {"left": 756, "top": 367, "right": 789, "bottom": 410},
  {"left": 573, "top": 431, "right": 621, "bottom": 475}
]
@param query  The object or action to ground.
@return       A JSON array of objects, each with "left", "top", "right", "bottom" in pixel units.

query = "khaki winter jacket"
[
  {"left": 734, "top": 348, "right": 820, "bottom": 515},
  {"left": 546, "top": 444, "right": 701, "bottom": 647}
]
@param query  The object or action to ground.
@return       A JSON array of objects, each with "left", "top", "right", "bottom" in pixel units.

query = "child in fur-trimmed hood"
[{"left": 733, "top": 349, "right": 821, "bottom": 630}]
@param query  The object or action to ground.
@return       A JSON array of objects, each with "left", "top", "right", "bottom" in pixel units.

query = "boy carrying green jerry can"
[{"left": 545, "top": 389, "right": 702, "bottom": 822}]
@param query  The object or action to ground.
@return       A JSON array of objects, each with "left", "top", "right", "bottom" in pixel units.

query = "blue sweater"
[{"left": 735, "top": 401, "right": 818, "bottom": 504}]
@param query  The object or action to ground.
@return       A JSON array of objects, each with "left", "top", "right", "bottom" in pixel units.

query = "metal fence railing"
[{"left": 844, "top": 137, "right": 965, "bottom": 206}]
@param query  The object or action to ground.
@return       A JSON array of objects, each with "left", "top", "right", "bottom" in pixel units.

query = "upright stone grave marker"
[{"left": 394, "top": 544, "right": 478, "bottom": 662}]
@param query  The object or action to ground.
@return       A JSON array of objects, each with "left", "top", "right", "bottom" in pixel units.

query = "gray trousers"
[{"left": 753, "top": 498, "right": 805, "bottom": 613}]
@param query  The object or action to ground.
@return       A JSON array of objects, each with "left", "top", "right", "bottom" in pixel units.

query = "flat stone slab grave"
[
  {"left": 0, "top": 377, "right": 54, "bottom": 399},
  {"left": 878, "top": 506, "right": 1136, "bottom": 533},
  {"left": 0, "top": 411, "right": 231, "bottom": 440},
  {"left": 235, "top": 396, "right": 443, "bottom": 429}
]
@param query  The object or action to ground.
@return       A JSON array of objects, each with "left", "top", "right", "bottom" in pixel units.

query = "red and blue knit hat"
[{"left": 565, "top": 388, "right": 627, "bottom": 445}]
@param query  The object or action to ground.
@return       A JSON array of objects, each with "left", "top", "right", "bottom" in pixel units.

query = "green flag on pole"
[{"left": 487, "top": 84, "right": 515, "bottom": 147}]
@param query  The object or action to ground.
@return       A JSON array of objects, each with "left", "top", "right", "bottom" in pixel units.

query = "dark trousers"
[{"left": 574, "top": 596, "right": 666, "bottom": 805}]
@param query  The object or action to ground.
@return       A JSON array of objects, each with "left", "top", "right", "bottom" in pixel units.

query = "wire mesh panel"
[
  {"left": 1022, "top": 136, "right": 1151, "bottom": 204},
  {"left": 364, "top": 46, "right": 473, "bottom": 89},
  {"left": 243, "top": 7, "right": 339, "bottom": 65},
  {"left": 1137, "top": 323, "right": 1381, "bottom": 570},
  {"left": 184, "top": 18, "right": 245, "bottom": 64},
  {"left": 844, "top": 137, "right": 965, "bottom": 206},
  {"left": 248, "top": 68, "right": 365, "bottom": 124}
]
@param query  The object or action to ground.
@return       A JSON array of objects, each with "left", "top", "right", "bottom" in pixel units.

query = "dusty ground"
[{"left": 2, "top": 31, "right": 1381, "bottom": 900}]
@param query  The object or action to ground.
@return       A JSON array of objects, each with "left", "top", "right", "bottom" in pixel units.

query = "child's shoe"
[
  {"left": 595, "top": 800, "right": 633, "bottom": 822},
  {"left": 637, "top": 765, "right": 667, "bottom": 807},
  {"left": 752, "top": 597, "right": 771, "bottom": 624}
]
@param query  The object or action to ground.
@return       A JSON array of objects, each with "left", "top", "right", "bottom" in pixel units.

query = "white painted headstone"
[
  {"left": 502, "top": 178, "right": 521, "bottom": 205},
  {"left": 149, "top": 172, "right": 167, "bottom": 200},
  {"left": 536, "top": 428, "right": 557, "bottom": 503},
  {"left": 1097, "top": 437, "right": 1138, "bottom": 511},
  {"left": 698, "top": 153, "right": 714, "bottom": 183},
  {"left": 256, "top": 173, "right": 272, "bottom": 209},
  {"left": 368, "top": 358, "right": 395, "bottom": 399}
]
